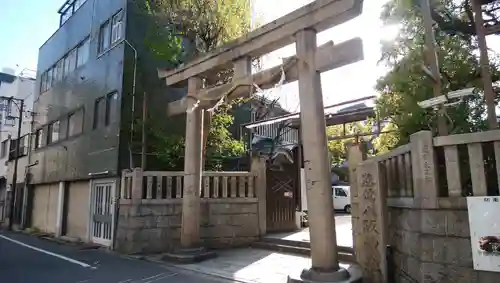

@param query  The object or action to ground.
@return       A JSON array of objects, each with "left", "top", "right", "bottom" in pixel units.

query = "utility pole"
[
  {"left": 472, "top": 0, "right": 498, "bottom": 129},
  {"left": 21, "top": 111, "right": 35, "bottom": 229},
  {"left": 6, "top": 97, "right": 24, "bottom": 230},
  {"left": 420, "top": 0, "right": 449, "bottom": 136}
]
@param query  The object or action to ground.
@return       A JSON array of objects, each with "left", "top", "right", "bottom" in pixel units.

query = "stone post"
[
  {"left": 55, "top": 181, "right": 66, "bottom": 237},
  {"left": 288, "top": 28, "right": 362, "bottom": 283},
  {"left": 131, "top": 168, "right": 143, "bottom": 203},
  {"left": 251, "top": 154, "right": 267, "bottom": 236},
  {"left": 346, "top": 142, "right": 367, "bottom": 255},
  {"left": 355, "top": 159, "right": 388, "bottom": 283},
  {"left": 410, "top": 131, "right": 439, "bottom": 208},
  {"left": 181, "top": 77, "right": 204, "bottom": 249}
]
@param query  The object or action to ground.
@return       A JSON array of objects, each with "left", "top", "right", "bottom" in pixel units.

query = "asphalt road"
[{"left": 0, "top": 231, "right": 232, "bottom": 283}]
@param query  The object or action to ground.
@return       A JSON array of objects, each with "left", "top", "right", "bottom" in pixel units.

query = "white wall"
[{"left": 0, "top": 72, "right": 35, "bottom": 179}]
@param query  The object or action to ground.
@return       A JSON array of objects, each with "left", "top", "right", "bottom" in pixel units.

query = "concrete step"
[
  {"left": 252, "top": 238, "right": 355, "bottom": 262},
  {"left": 260, "top": 237, "right": 311, "bottom": 248},
  {"left": 251, "top": 241, "right": 310, "bottom": 256}
]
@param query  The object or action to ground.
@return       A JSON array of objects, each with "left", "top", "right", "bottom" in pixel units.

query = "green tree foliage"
[
  {"left": 205, "top": 104, "right": 245, "bottom": 170},
  {"left": 137, "top": 0, "right": 250, "bottom": 170},
  {"left": 376, "top": 0, "right": 500, "bottom": 146},
  {"left": 146, "top": 105, "right": 245, "bottom": 171},
  {"left": 326, "top": 121, "right": 375, "bottom": 167},
  {"left": 139, "top": 0, "right": 250, "bottom": 62}
]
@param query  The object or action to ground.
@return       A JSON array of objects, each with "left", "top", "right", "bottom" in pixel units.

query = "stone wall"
[
  {"left": 388, "top": 198, "right": 500, "bottom": 283},
  {"left": 115, "top": 198, "right": 259, "bottom": 254}
]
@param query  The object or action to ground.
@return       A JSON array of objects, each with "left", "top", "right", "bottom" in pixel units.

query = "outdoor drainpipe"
[
  {"left": 8, "top": 98, "right": 24, "bottom": 230},
  {"left": 112, "top": 40, "right": 137, "bottom": 249},
  {"left": 122, "top": 40, "right": 138, "bottom": 169}
]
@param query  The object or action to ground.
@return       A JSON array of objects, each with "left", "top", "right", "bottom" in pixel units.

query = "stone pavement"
[
  {"left": 149, "top": 248, "right": 353, "bottom": 283},
  {"left": 265, "top": 214, "right": 353, "bottom": 247}
]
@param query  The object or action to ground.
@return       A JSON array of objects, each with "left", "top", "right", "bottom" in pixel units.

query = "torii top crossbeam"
[
  {"left": 157, "top": 0, "right": 364, "bottom": 116},
  {"left": 159, "top": 0, "right": 363, "bottom": 85}
]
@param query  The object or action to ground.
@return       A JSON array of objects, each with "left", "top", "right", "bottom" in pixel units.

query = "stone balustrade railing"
[
  {"left": 433, "top": 129, "right": 500, "bottom": 198},
  {"left": 120, "top": 169, "right": 256, "bottom": 200},
  {"left": 370, "top": 143, "right": 413, "bottom": 198}
]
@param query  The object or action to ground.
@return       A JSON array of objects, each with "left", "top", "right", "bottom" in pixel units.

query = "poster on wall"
[{"left": 467, "top": 196, "right": 500, "bottom": 272}]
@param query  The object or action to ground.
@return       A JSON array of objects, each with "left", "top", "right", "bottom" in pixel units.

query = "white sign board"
[{"left": 467, "top": 196, "right": 500, "bottom": 272}]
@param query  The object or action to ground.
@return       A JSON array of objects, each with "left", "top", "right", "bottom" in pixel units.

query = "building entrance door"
[{"left": 90, "top": 180, "right": 115, "bottom": 247}]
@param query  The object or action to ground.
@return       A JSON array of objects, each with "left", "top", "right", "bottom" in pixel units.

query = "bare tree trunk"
[
  {"left": 472, "top": 0, "right": 498, "bottom": 130},
  {"left": 202, "top": 111, "right": 212, "bottom": 169},
  {"left": 421, "top": 0, "right": 449, "bottom": 136}
]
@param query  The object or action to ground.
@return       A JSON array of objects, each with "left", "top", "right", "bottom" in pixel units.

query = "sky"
[
  {"left": 252, "top": 0, "right": 394, "bottom": 112},
  {"left": 1, "top": 0, "right": 500, "bottom": 112},
  {"left": 0, "top": 0, "right": 61, "bottom": 75}
]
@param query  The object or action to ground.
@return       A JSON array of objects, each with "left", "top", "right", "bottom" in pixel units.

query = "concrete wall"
[
  {"left": 115, "top": 198, "right": 260, "bottom": 254},
  {"left": 65, "top": 181, "right": 90, "bottom": 240},
  {"left": 352, "top": 130, "right": 500, "bottom": 282},
  {"left": 31, "top": 183, "right": 59, "bottom": 234},
  {"left": 387, "top": 198, "right": 500, "bottom": 283}
]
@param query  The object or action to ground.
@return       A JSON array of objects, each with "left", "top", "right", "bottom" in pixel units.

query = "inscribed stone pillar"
[
  {"left": 181, "top": 77, "right": 204, "bottom": 248},
  {"left": 355, "top": 159, "right": 388, "bottom": 283},
  {"left": 251, "top": 154, "right": 267, "bottom": 236},
  {"left": 410, "top": 131, "right": 439, "bottom": 208},
  {"left": 346, "top": 142, "right": 367, "bottom": 254},
  {"left": 295, "top": 28, "right": 339, "bottom": 271}
]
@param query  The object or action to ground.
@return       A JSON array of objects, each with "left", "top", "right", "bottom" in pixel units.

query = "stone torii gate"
[{"left": 158, "top": 0, "right": 365, "bottom": 282}]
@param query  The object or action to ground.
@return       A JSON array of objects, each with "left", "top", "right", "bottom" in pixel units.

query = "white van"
[{"left": 332, "top": 185, "right": 351, "bottom": 213}]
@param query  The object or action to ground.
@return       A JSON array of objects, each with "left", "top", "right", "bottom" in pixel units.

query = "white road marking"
[
  {"left": 0, "top": 234, "right": 93, "bottom": 268},
  {"left": 143, "top": 273, "right": 178, "bottom": 283},
  {"left": 129, "top": 272, "right": 178, "bottom": 283},
  {"left": 117, "top": 279, "right": 133, "bottom": 283},
  {"left": 133, "top": 273, "right": 165, "bottom": 282}
]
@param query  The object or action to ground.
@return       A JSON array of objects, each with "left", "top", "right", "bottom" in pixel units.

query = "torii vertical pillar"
[
  {"left": 288, "top": 28, "right": 362, "bottom": 283},
  {"left": 181, "top": 76, "right": 204, "bottom": 249},
  {"left": 164, "top": 76, "right": 215, "bottom": 263}
]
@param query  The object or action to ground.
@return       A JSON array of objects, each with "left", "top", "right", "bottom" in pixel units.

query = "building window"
[
  {"left": 52, "top": 64, "right": 59, "bottom": 84},
  {"left": 0, "top": 140, "right": 8, "bottom": 158},
  {"left": 3, "top": 101, "right": 14, "bottom": 127},
  {"left": 47, "top": 67, "right": 54, "bottom": 89},
  {"left": 74, "top": 0, "right": 87, "bottom": 11},
  {"left": 99, "top": 21, "right": 111, "bottom": 53},
  {"left": 105, "top": 92, "right": 119, "bottom": 126},
  {"left": 60, "top": 0, "right": 87, "bottom": 26},
  {"left": 61, "top": 11, "right": 72, "bottom": 25},
  {"left": 93, "top": 97, "right": 105, "bottom": 129},
  {"left": 55, "top": 59, "right": 64, "bottom": 82},
  {"left": 68, "top": 108, "right": 84, "bottom": 137},
  {"left": 77, "top": 38, "right": 90, "bottom": 67},
  {"left": 19, "top": 135, "right": 28, "bottom": 156},
  {"left": 40, "top": 72, "right": 47, "bottom": 93},
  {"left": 111, "top": 11, "right": 124, "bottom": 44},
  {"left": 36, "top": 129, "right": 44, "bottom": 148},
  {"left": 65, "top": 48, "right": 77, "bottom": 75},
  {"left": 40, "top": 35, "right": 89, "bottom": 94},
  {"left": 48, "top": 121, "right": 60, "bottom": 144}
]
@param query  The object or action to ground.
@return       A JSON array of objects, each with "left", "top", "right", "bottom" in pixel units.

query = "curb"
[{"left": 5, "top": 229, "right": 103, "bottom": 250}]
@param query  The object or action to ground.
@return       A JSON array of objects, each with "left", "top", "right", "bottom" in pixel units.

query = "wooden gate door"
[{"left": 266, "top": 162, "right": 299, "bottom": 233}]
